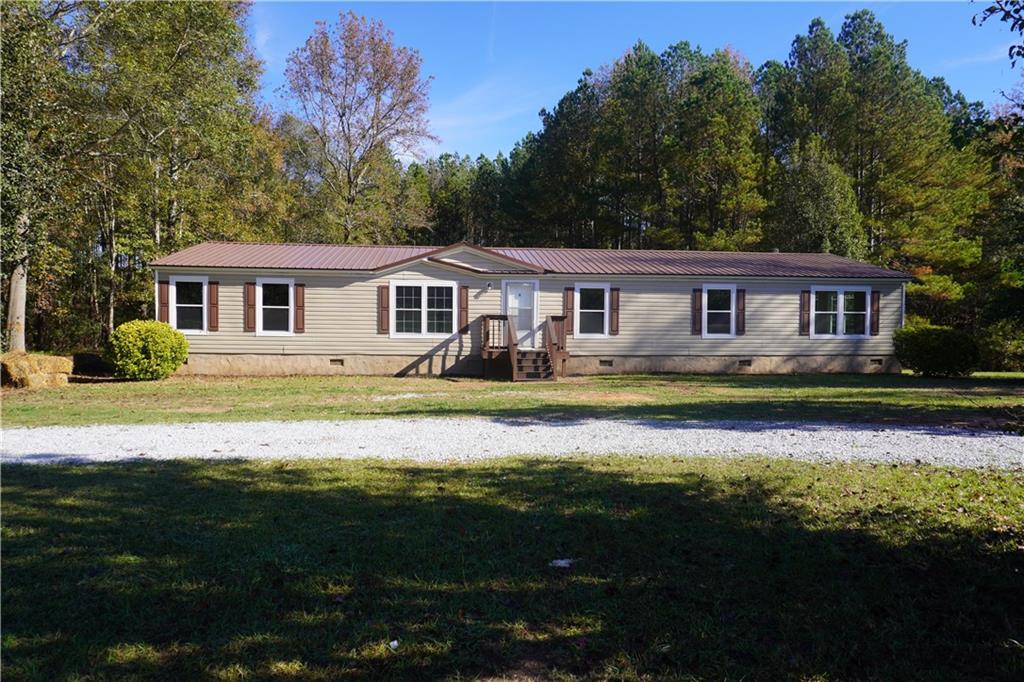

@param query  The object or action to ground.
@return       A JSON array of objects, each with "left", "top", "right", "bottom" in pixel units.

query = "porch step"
[{"left": 515, "top": 349, "right": 553, "bottom": 382}]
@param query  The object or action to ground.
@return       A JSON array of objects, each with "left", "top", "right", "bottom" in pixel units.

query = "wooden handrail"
[
  {"left": 505, "top": 314, "right": 519, "bottom": 382},
  {"left": 481, "top": 315, "right": 510, "bottom": 353},
  {"left": 544, "top": 315, "right": 568, "bottom": 377},
  {"left": 543, "top": 318, "right": 555, "bottom": 379},
  {"left": 484, "top": 313, "right": 566, "bottom": 380}
]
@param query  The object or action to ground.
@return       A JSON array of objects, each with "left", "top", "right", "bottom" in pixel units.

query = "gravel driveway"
[{"left": 3, "top": 417, "right": 1022, "bottom": 468}]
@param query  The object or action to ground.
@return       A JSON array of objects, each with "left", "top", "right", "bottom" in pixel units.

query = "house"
[{"left": 149, "top": 241, "right": 911, "bottom": 379}]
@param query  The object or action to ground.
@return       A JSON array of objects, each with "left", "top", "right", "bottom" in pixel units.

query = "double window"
[
  {"left": 256, "top": 277, "right": 294, "bottom": 336},
  {"left": 391, "top": 281, "right": 457, "bottom": 337},
  {"left": 703, "top": 284, "right": 736, "bottom": 338},
  {"left": 811, "top": 286, "right": 870, "bottom": 338},
  {"left": 169, "top": 275, "right": 207, "bottom": 334},
  {"left": 575, "top": 283, "right": 610, "bottom": 337}
]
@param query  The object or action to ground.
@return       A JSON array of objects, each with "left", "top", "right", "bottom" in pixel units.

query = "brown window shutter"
[
  {"left": 377, "top": 285, "right": 389, "bottom": 334},
  {"left": 244, "top": 282, "right": 256, "bottom": 332},
  {"left": 799, "top": 290, "right": 811, "bottom": 336},
  {"left": 870, "top": 290, "right": 880, "bottom": 336},
  {"left": 735, "top": 288, "right": 746, "bottom": 336},
  {"left": 158, "top": 281, "right": 169, "bottom": 323},
  {"left": 691, "top": 288, "right": 702, "bottom": 335},
  {"left": 294, "top": 283, "right": 305, "bottom": 333},
  {"left": 458, "top": 285, "right": 469, "bottom": 333},
  {"left": 563, "top": 287, "right": 574, "bottom": 335},
  {"left": 208, "top": 281, "right": 219, "bottom": 331},
  {"left": 609, "top": 287, "right": 620, "bottom": 335}
]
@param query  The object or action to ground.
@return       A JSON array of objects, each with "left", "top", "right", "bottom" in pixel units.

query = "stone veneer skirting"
[{"left": 177, "top": 353, "right": 900, "bottom": 377}]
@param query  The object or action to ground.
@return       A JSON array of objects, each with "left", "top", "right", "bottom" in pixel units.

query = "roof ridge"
[
  {"left": 189, "top": 241, "right": 858, "bottom": 259},
  {"left": 193, "top": 240, "right": 435, "bottom": 249},
  {"left": 496, "top": 246, "right": 833, "bottom": 256}
]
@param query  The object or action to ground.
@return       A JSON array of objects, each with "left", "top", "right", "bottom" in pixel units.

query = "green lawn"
[
  {"left": 2, "top": 457, "right": 1022, "bottom": 680},
  {"left": 3, "top": 372, "right": 1023, "bottom": 429}
]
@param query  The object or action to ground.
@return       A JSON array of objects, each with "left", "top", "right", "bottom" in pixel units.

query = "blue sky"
[{"left": 249, "top": 1, "right": 1021, "bottom": 159}]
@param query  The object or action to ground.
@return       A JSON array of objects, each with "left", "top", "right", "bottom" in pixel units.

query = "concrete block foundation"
[{"left": 178, "top": 353, "right": 899, "bottom": 377}]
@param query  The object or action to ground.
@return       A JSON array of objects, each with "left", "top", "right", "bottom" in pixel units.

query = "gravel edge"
[{"left": 2, "top": 417, "right": 1022, "bottom": 469}]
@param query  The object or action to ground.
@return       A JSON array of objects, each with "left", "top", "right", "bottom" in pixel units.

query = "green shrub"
[
  {"left": 893, "top": 325, "right": 979, "bottom": 377},
  {"left": 903, "top": 313, "right": 931, "bottom": 330},
  {"left": 107, "top": 320, "right": 188, "bottom": 380},
  {"left": 979, "top": 319, "right": 1024, "bottom": 371}
]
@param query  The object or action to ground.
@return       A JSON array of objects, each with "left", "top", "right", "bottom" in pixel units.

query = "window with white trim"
[
  {"left": 256, "top": 277, "right": 294, "bottom": 335},
  {"left": 169, "top": 275, "right": 206, "bottom": 334},
  {"left": 575, "top": 283, "right": 609, "bottom": 337},
  {"left": 811, "top": 286, "right": 870, "bottom": 338},
  {"left": 703, "top": 284, "right": 735, "bottom": 338},
  {"left": 390, "top": 281, "right": 457, "bottom": 337},
  {"left": 427, "top": 286, "right": 453, "bottom": 333}
]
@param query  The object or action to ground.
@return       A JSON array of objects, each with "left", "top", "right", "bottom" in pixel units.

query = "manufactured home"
[{"left": 150, "top": 242, "right": 911, "bottom": 380}]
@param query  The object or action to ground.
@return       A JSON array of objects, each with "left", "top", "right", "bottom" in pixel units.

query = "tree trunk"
[
  {"left": 105, "top": 194, "right": 117, "bottom": 340},
  {"left": 153, "top": 157, "right": 162, "bottom": 246},
  {"left": 4, "top": 212, "right": 30, "bottom": 352}
]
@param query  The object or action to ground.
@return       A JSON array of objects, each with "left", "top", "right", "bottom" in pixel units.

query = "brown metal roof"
[
  {"left": 493, "top": 247, "right": 909, "bottom": 278},
  {"left": 150, "top": 242, "right": 435, "bottom": 270},
  {"left": 151, "top": 241, "right": 909, "bottom": 279}
]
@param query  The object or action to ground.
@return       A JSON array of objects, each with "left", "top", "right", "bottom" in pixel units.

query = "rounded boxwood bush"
[
  {"left": 107, "top": 320, "right": 188, "bottom": 380},
  {"left": 893, "top": 324, "right": 979, "bottom": 377}
]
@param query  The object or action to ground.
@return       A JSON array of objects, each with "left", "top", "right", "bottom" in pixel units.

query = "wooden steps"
[
  {"left": 481, "top": 314, "right": 567, "bottom": 382},
  {"left": 515, "top": 349, "right": 554, "bottom": 381}
]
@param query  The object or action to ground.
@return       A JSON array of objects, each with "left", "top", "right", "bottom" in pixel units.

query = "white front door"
[{"left": 503, "top": 280, "right": 538, "bottom": 348}]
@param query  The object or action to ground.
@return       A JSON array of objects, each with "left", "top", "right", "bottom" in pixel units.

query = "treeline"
[{"left": 2, "top": 2, "right": 1021, "bottom": 353}]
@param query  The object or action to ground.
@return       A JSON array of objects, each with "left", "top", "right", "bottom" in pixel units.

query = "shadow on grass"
[
  {"left": 371, "top": 398, "right": 1021, "bottom": 430},
  {"left": 580, "top": 372, "right": 1024, "bottom": 391},
  {"left": 368, "top": 373, "right": 1024, "bottom": 429},
  {"left": 2, "top": 461, "right": 1022, "bottom": 679}
]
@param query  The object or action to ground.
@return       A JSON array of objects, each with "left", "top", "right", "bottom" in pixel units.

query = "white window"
[
  {"left": 169, "top": 275, "right": 207, "bottom": 334},
  {"left": 702, "top": 284, "right": 736, "bottom": 338},
  {"left": 256, "top": 277, "right": 294, "bottom": 336},
  {"left": 811, "top": 286, "right": 870, "bottom": 339},
  {"left": 575, "top": 283, "right": 610, "bottom": 337},
  {"left": 390, "top": 280, "right": 457, "bottom": 338}
]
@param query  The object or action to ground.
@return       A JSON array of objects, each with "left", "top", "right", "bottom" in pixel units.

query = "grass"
[
  {"left": 3, "top": 372, "right": 1023, "bottom": 429},
  {"left": 2, "top": 457, "right": 1022, "bottom": 679}
]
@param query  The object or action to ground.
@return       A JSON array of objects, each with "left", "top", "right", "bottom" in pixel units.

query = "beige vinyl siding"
[
  {"left": 535, "top": 278, "right": 901, "bottom": 356},
  {"left": 431, "top": 248, "right": 528, "bottom": 273},
  {"left": 155, "top": 265, "right": 902, "bottom": 357},
  {"left": 156, "top": 264, "right": 497, "bottom": 356}
]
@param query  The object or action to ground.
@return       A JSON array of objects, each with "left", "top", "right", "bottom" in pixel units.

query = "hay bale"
[
  {"left": 1, "top": 351, "right": 72, "bottom": 389},
  {"left": 1, "top": 352, "right": 35, "bottom": 386},
  {"left": 21, "top": 372, "right": 67, "bottom": 389},
  {"left": 33, "top": 354, "right": 72, "bottom": 374}
]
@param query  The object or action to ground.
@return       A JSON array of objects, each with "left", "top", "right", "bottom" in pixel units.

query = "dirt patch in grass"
[
  {"left": 556, "top": 390, "right": 658, "bottom": 403},
  {"left": 167, "top": 405, "right": 234, "bottom": 414}
]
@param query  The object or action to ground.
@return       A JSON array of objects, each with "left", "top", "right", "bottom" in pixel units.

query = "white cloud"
[
  {"left": 249, "top": 2, "right": 279, "bottom": 68},
  {"left": 424, "top": 76, "right": 550, "bottom": 157},
  {"left": 943, "top": 43, "right": 1014, "bottom": 68},
  {"left": 254, "top": 26, "right": 272, "bottom": 58}
]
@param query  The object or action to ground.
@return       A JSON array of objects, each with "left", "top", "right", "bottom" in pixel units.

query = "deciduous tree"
[{"left": 283, "top": 11, "right": 435, "bottom": 243}]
